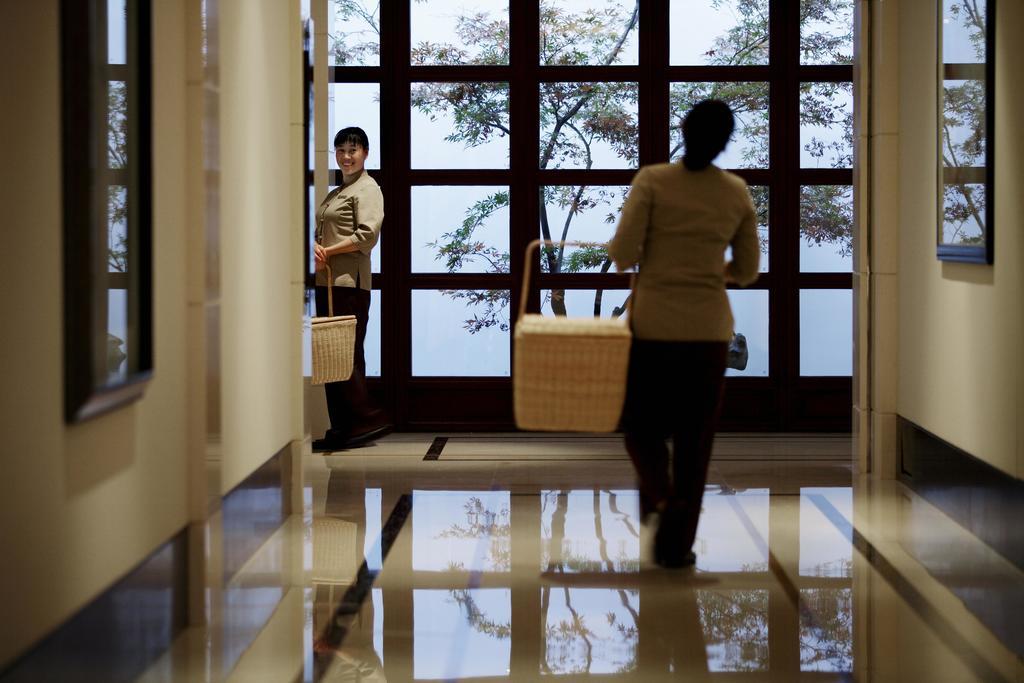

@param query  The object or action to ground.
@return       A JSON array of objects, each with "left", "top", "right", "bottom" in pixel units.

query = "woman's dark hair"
[
  {"left": 334, "top": 126, "right": 370, "bottom": 150},
  {"left": 681, "top": 99, "right": 734, "bottom": 171}
]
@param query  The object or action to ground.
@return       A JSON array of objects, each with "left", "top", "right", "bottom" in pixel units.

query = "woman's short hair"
[
  {"left": 334, "top": 126, "right": 370, "bottom": 150},
  {"left": 682, "top": 100, "right": 735, "bottom": 171}
]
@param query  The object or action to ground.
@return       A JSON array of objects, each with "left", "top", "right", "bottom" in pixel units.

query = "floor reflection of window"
[
  {"left": 694, "top": 488, "right": 770, "bottom": 572},
  {"left": 412, "top": 491, "right": 511, "bottom": 572},
  {"left": 799, "top": 488, "right": 853, "bottom": 577},
  {"left": 697, "top": 589, "right": 770, "bottom": 672},
  {"left": 800, "top": 588, "right": 853, "bottom": 672},
  {"left": 414, "top": 589, "right": 511, "bottom": 680},
  {"left": 541, "top": 588, "right": 639, "bottom": 675},
  {"left": 364, "top": 489, "right": 382, "bottom": 572},
  {"left": 540, "top": 490, "right": 640, "bottom": 573}
]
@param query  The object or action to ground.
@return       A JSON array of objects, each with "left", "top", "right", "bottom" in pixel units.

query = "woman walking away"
[{"left": 607, "top": 99, "right": 760, "bottom": 568}]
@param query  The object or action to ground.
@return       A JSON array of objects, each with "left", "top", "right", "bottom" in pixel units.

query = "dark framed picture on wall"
[
  {"left": 937, "top": 0, "right": 994, "bottom": 264},
  {"left": 61, "top": 0, "right": 153, "bottom": 422}
]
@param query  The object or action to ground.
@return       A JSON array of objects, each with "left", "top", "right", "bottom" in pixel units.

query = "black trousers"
[
  {"left": 315, "top": 285, "right": 377, "bottom": 437},
  {"left": 622, "top": 339, "right": 728, "bottom": 554}
]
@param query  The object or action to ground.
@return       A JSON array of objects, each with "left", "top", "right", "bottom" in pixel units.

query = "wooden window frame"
[{"left": 314, "top": 0, "right": 853, "bottom": 431}]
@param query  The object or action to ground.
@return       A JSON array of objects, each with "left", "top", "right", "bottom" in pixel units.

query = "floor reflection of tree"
[
  {"left": 434, "top": 495, "right": 511, "bottom": 571},
  {"left": 800, "top": 588, "right": 853, "bottom": 672},
  {"left": 446, "top": 589, "right": 512, "bottom": 640},
  {"left": 697, "top": 590, "right": 770, "bottom": 672},
  {"left": 541, "top": 490, "right": 641, "bottom": 573},
  {"left": 540, "top": 491, "right": 640, "bottom": 674},
  {"left": 541, "top": 587, "right": 640, "bottom": 675}
]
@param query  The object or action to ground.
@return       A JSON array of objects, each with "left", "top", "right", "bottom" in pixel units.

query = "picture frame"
[
  {"left": 937, "top": 0, "right": 994, "bottom": 264},
  {"left": 61, "top": 0, "right": 153, "bottom": 422}
]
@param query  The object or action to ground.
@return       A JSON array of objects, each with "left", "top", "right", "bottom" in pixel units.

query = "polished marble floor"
[{"left": 139, "top": 434, "right": 1024, "bottom": 682}]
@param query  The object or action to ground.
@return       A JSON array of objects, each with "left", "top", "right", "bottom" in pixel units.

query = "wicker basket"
[
  {"left": 311, "top": 265, "right": 357, "bottom": 385},
  {"left": 513, "top": 240, "right": 633, "bottom": 432}
]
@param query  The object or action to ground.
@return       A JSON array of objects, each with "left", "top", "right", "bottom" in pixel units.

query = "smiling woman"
[{"left": 311, "top": 126, "right": 391, "bottom": 451}]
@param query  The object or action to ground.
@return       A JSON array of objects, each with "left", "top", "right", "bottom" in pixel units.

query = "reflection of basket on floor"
[
  {"left": 514, "top": 240, "right": 633, "bottom": 433},
  {"left": 312, "top": 516, "right": 358, "bottom": 584}
]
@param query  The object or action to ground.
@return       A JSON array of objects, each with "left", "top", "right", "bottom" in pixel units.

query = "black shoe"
[
  {"left": 312, "top": 436, "right": 347, "bottom": 453},
  {"left": 339, "top": 423, "right": 392, "bottom": 449}
]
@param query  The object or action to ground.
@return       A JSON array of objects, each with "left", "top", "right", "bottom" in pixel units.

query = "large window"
[{"left": 313, "top": 0, "right": 855, "bottom": 430}]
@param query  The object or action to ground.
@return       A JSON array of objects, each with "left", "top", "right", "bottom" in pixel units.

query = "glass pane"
[
  {"left": 366, "top": 293, "right": 381, "bottom": 377},
  {"left": 412, "top": 186, "right": 510, "bottom": 274},
  {"left": 107, "top": 81, "right": 127, "bottom": 169},
  {"left": 800, "top": 185, "right": 853, "bottom": 272},
  {"left": 540, "top": 0, "right": 639, "bottom": 66},
  {"left": 107, "top": 0, "right": 127, "bottom": 64},
  {"left": 328, "top": 0, "right": 380, "bottom": 66},
  {"left": 540, "top": 289, "right": 629, "bottom": 320},
  {"left": 800, "top": 0, "right": 854, "bottom": 65},
  {"left": 800, "top": 488, "right": 853, "bottom": 576},
  {"left": 303, "top": 292, "right": 381, "bottom": 377},
  {"left": 107, "top": 289, "right": 128, "bottom": 383},
  {"left": 800, "top": 290, "right": 852, "bottom": 376},
  {"left": 541, "top": 587, "right": 639, "bottom": 674},
  {"left": 329, "top": 83, "right": 381, "bottom": 171},
  {"left": 800, "top": 82, "right": 853, "bottom": 168},
  {"left": 540, "top": 83, "right": 638, "bottom": 169},
  {"left": 540, "top": 490, "right": 640, "bottom": 573},
  {"left": 411, "top": 82, "right": 510, "bottom": 169},
  {"left": 941, "top": 77, "right": 986, "bottom": 246},
  {"left": 727, "top": 290, "right": 769, "bottom": 377},
  {"left": 411, "top": 0, "right": 509, "bottom": 65},
  {"left": 695, "top": 488, "right": 770, "bottom": 572},
  {"left": 725, "top": 186, "right": 770, "bottom": 273},
  {"left": 698, "top": 589, "right": 770, "bottom": 672},
  {"left": 108, "top": 186, "right": 128, "bottom": 272},
  {"left": 670, "top": 82, "right": 769, "bottom": 169},
  {"left": 801, "top": 588, "right": 854, "bottom": 672},
  {"left": 941, "top": 181, "right": 986, "bottom": 246},
  {"left": 412, "top": 290, "right": 510, "bottom": 376},
  {"left": 670, "top": 0, "right": 769, "bottom": 66},
  {"left": 539, "top": 186, "right": 630, "bottom": 273},
  {"left": 414, "top": 589, "right": 511, "bottom": 679},
  {"left": 943, "top": 0, "right": 987, "bottom": 64},
  {"left": 413, "top": 491, "right": 511, "bottom": 572}
]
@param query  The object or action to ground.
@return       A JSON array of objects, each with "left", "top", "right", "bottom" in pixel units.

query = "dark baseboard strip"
[
  {"left": 221, "top": 444, "right": 289, "bottom": 582},
  {"left": 314, "top": 494, "right": 413, "bottom": 681},
  {"left": 807, "top": 494, "right": 1015, "bottom": 680},
  {"left": 898, "top": 417, "right": 1023, "bottom": 570},
  {"left": 423, "top": 436, "right": 448, "bottom": 460},
  {"left": 850, "top": 528, "right": 1012, "bottom": 682},
  {"left": 1, "top": 443, "right": 294, "bottom": 683},
  {"left": 0, "top": 529, "right": 188, "bottom": 683}
]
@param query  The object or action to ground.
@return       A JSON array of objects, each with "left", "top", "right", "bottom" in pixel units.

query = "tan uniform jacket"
[
  {"left": 607, "top": 162, "right": 760, "bottom": 341},
  {"left": 315, "top": 171, "right": 384, "bottom": 291}
]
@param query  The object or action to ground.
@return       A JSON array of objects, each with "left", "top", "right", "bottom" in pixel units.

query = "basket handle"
[
  {"left": 326, "top": 263, "right": 334, "bottom": 317},
  {"left": 518, "top": 239, "right": 635, "bottom": 322}
]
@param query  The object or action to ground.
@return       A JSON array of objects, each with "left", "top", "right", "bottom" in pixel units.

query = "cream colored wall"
[
  {"left": 218, "top": 0, "right": 305, "bottom": 494},
  {"left": 896, "top": 0, "right": 1024, "bottom": 478},
  {"left": 0, "top": 0, "right": 191, "bottom": 667}
]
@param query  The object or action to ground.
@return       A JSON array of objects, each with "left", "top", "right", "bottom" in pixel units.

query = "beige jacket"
[
  {"left": 608, "top": 162, "right": 760, "bottom": 342},
  {"left": 315, "top": 171, "right": 384, "bottom": 291}
]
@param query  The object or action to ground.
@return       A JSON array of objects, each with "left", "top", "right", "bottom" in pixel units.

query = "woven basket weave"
[
  {"left": 513, "top": 240, "right": 633, "bottom": 432},
  {"left": 311, "top": 264, "right": 357, "bottom": 385}
]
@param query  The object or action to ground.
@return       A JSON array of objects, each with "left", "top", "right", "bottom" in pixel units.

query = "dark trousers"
[
  {"left": 315, "top": 285, "right": 377, "bottom": 437},
  {"left": 622, "top": 339, "right": 728, "bottom": 554}
]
